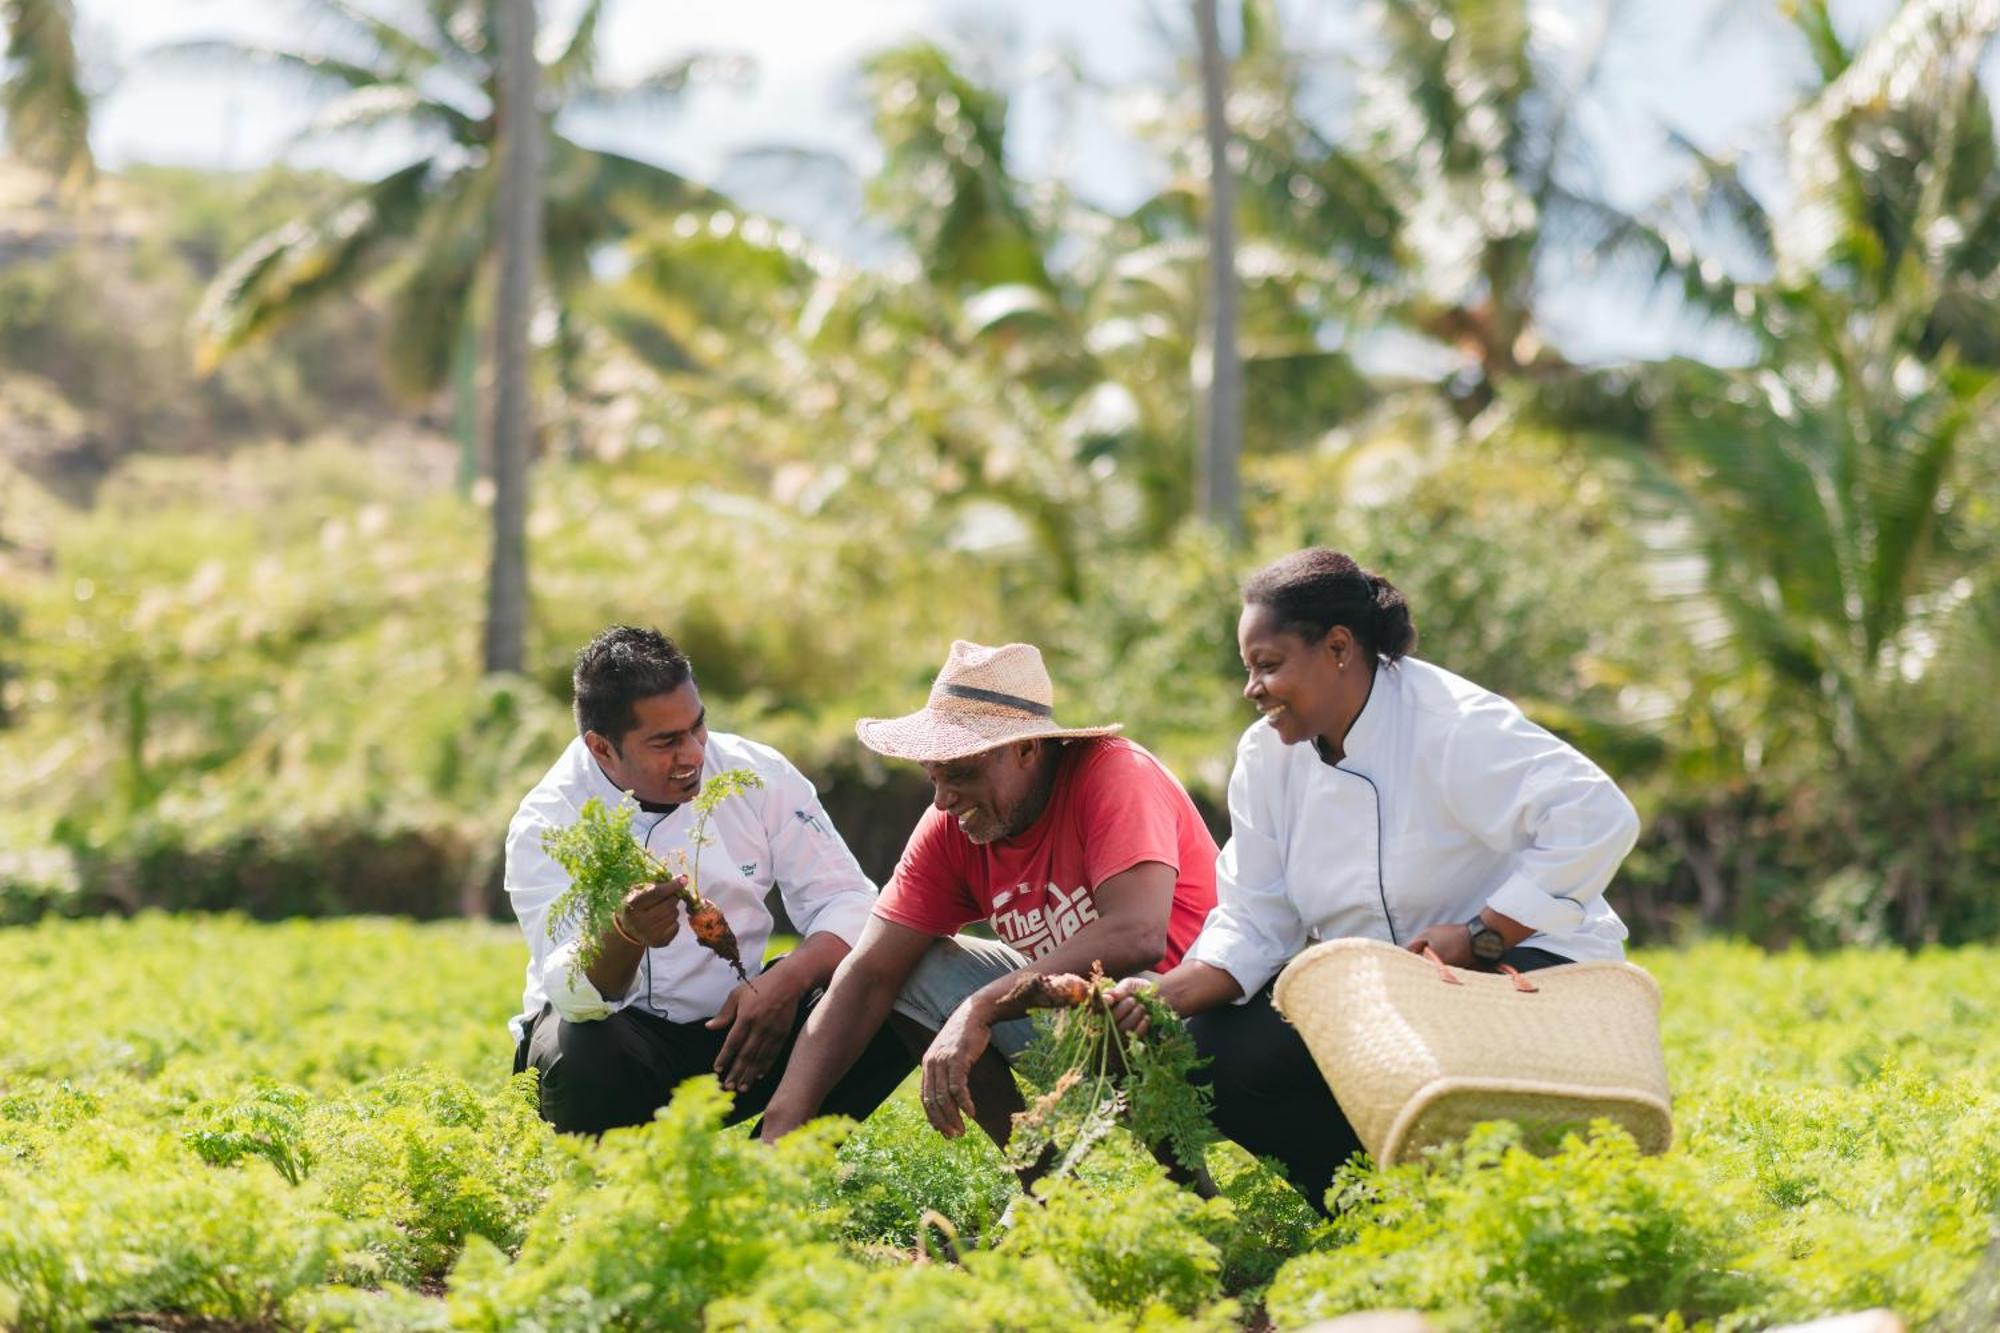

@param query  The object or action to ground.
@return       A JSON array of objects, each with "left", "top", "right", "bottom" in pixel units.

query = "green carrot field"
[{"left": 2, "top": 915, "right": 1994, "bottom": 1331}]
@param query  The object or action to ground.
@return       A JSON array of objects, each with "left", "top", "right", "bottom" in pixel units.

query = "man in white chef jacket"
[{"left": 506, "top": 625, "right": 911, "bottom": 1134}]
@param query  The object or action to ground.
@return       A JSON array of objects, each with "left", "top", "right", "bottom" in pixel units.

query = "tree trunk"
[
  {"left": 1193, "top": 0, "right": 1242, "bottom": 539},
  {"left": 453, "top": 312, "right": 481, "bottom": 497},
  {"left": 484, "top": 0, "right": 542, "bottom": 676}
]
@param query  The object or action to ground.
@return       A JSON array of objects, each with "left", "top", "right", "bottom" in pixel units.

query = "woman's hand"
[
  {"left": 1406, "top": 923, "right": 1474, "bottom": 968},
  {"left": 1106, "top": 975, "right": 1159, "bottom": 1035}
]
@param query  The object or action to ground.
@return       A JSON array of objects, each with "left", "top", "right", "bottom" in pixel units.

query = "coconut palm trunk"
[
  {"left": 3, "top": 0, "right": 94, "bottom": 199},
  {"left": 1194, "top": 0, "right": 1242, "bottom": 538},
  {"left": 484, "top": 0, "right": 542, "bottom": 676}
]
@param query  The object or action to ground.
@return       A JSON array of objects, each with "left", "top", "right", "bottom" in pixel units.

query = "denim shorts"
[{"left": 891, "top": 934, "right": 1041, "bottom": 1060}]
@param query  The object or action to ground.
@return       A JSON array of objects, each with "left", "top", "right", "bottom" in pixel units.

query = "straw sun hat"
[{"left": 855, "top": 640, "right": 1122, "bottom": 763}]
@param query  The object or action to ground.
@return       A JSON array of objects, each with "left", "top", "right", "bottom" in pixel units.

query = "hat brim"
[{"left": 854, "top": 709, "right": 1123, "bottom": 763}]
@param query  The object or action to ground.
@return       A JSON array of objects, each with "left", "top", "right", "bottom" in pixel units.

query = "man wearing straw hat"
[{"left": 760, "top": 640, "right": 1219, "bottom": 1150}]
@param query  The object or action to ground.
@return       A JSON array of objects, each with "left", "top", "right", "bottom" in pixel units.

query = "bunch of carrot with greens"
[
  {"left": 1004, "top": 963, "right": 1213, "bottom": 1182},
  {"left": 541, "top": 769, "right": 764, "bottom": 984}
]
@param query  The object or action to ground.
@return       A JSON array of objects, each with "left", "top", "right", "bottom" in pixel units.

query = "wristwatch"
[{"left": 1464, "top": 916, "right": 1508, "bottom": 968}]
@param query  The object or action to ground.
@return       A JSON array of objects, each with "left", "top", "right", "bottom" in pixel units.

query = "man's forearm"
[
  {"left": 761, "top": 960, "right": 900, "bottom": 1134},
  {"left": 759, "top": 930, "right": 851, "bottom": 1000},
  {"left": 584, "top": 928, "right": 645, "bottom": 1001}
]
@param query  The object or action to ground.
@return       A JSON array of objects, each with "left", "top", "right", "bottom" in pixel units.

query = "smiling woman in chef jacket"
[{"left": 1112, "top": 547, "right": 1641, "bottom": 1209}]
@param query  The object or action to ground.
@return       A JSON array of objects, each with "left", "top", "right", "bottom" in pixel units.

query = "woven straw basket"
[{"left": 1271, "top": 938, "right": 1672, "bottom": 1165}]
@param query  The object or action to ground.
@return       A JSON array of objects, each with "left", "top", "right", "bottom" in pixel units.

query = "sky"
[{"left": 68, "top": 0, "right": 1943, "bottom": 361}]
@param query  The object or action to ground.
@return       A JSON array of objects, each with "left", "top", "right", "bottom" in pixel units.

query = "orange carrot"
[{"left": 686, "top": 897, "right": 749, "bottom": 983}]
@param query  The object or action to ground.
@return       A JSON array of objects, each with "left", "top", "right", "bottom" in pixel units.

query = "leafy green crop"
[
  {"left": 1009, "top": 971, "right": 1213, "bottom": 1180},
  {"left": 1270, "top": 1122, "right": 1774, "bottom": 1331},
  {"left": 446, "top": 1077, "right": 845, "bottom": 1331},
  {"left": 539, "top": 767, "right": 765, "bottom": 981},
  {"left": 1, "top": 919, "right": 1996, "bottom": 1330},
  {"left": 184, "top": 1081, "right": 315, "bottom": 1185},
  {"left": 1000, "top": 1170, "right": 1234, "bottom": 1318},
  {"left": 539, "top": 797, "right": 663, "bottom": 972}
]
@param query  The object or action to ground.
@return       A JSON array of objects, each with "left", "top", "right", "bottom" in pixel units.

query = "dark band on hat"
[{"left": 937, "top": 683, "right": 1055, "bottom": 717}]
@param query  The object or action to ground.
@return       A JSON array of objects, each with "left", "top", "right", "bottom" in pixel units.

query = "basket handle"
[
  {"left": 1418, "top": 943, "right": 1540, "bottom": 993},
  {"left": 1418, "top": 943, "right": 1464, "bottom": 985}
]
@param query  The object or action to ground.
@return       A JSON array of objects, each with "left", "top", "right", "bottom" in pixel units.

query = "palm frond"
[
  {"left": 194, "top": 159, "right": 438, "bottom": 368},
  {"left": 3, "top": 0, "right": 92, "bottom": 195},
  {"left": 147, "top": 38, "right": 398, "bottom": 97},
  {"left": 423, "top": 0, "right": 495, "bottom": 75},
  {"left": 541, "top": 0, "right": 605, "bottom": 96},
  {"left": 1662, "top": 130, "right": 1775, "bottom": 266},
  {"left": 863, "top": 41, "right": 1053, "bottom": 292},
  {"left": 541, "top": 142, "right": 718, "bottom": 280},
  {"left": 1585, "top": 197, "right": 1767, "bottom": 338},
  {"left": 1859, "top": 370, "right": 1996, "bottom": 653},
  {"left": 1786, "top": 0, "right": 1851, "bottom": 81},
  {"left": 585, "top": 281, "right": 703, "bottom": 378},
  {"left": 382, "top": 168, "right": 492, "bottom": 397},
  {"left": 286, "top": 82, "right": 475, "bottom": 148},
  {"left": 296, "top": 0, "right": 443, "bottom": 76},
  {"left": 565, "top": 50, "right": 753, "bottom": 114},
  {"left": 1781, "top": 0, "right": 2000, "bottom": 281},
  {"left": 960, "top": 283, "right": 1064, "bottom": 340},
  {"left": 595, "top": 208, "right": 815, "bottom": 378},
  {"left": 1513, "top": 0, "right": 1619, "bottom": 200},
  {"left": 1235, "top": 131, "right": 1403, "bottom": 282},
  {"left": 1371, "top": 0, "right": 1467, "bottom": 156}
]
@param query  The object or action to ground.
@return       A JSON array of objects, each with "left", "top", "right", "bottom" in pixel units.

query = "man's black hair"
[{"left": 572, "top": 626, "right": 695, "bottom": 750}]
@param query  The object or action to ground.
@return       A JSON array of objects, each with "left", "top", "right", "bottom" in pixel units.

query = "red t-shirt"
[{"left": 874, "top": 737, "right": 1219, "bottom": 971}]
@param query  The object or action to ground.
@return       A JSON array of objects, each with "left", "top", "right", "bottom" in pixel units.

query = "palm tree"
[
  {"left": 166, "top": 0, "right": 736, "bottom": 680},
  {"left": 172, "top": 1, "right": 730, "bottom": 421},
  {"left": 1193, "top": 0, "right": 1243, "bottom": 538},
  {"left": 1539, "top": 0, "right": 2000, "bottom": 942},
  {"left": 1594, "top": 0, "right": 1999, "bottom": 753},
  {"left": 484, "top": 0, "right": 538, "bottom": 676},
  {"left": 2, "top": 0, "right": 92, "bottom": 198},
  {"left": 859, "top": 39, "right": 1366, "bottom": 546},
  {"left": 1146, "top": 0, "right": 1643, "bottom": 425}
]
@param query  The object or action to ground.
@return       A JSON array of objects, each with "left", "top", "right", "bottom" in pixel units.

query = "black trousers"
[
  {"left": 1188, "top": 945, "right": 1570, "bottom": 1212},
  {"left": 513, "top": 984, "right": 914, "bottom": 1137}
]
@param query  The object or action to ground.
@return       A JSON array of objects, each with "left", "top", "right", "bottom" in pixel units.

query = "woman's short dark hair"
[
  {"left": 572, "top": 626, "right": 694, "bottom": 747},
  {"left": 1242, "top": 548, "right": 1416, "bottom": 663}
]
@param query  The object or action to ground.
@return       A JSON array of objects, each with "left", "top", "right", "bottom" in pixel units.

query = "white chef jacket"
[
  {"left": 505, "top": 731, "right": 877, "bottom": 1041},
  {"left": 1184, "top": 657, "right": 1638, "bottom": 1000}
]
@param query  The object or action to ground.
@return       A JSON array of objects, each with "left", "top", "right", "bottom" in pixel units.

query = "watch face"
[{"left": 1469, "top": 926, "right": 1506, "bottom": 962}]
